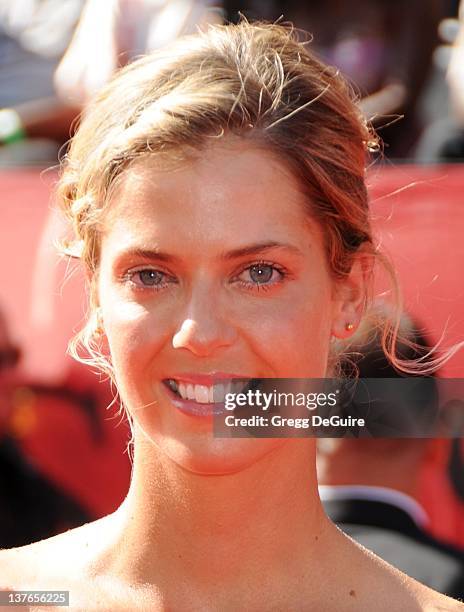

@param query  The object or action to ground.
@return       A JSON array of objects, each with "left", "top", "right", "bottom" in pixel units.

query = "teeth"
[
  {"left": 214, "top": 383, "right": 224, "bottom": 402},
  {"left": 187, "top": 384, "right": 195, "bottom": 400},
  {"left": 170, "top": 380, "right": 251, "bottom": 404},
  {"left": 195, "top": 385, "right": 210, "bottom": 403}
]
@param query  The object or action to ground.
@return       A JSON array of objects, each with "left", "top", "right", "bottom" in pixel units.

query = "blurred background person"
[
  {"left": 0, "top": 0, "right": 83, "bottom": 164},
  {"left": 54, "top": 0, "right": 222, "bottom": 107},
  {"left": 318, "top": 308, "right": 464, "bottom": 599},
  {"left": 416, "top": 0, "right": 464, "bottom": 161},
  {"left": 223, "top": 0, "right": 447, "bottom": 158},
  {"left": 0, "top": 304, "right": 91, "bottom": 548},
  {"left": 0, "top": 0, "right": 221, "bottom": 165},
  {"left": 2, "top": 0, "right": 463, "bottom": 163},
  {"left": 447, "top": 0, "right": 464, "bottom": 132}
]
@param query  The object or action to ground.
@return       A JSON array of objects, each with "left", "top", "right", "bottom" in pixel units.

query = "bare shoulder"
[
  {"left": 417, "top": 587, "right": 464, "bottom": 611},
  {"left": 421, "top": 589, "right": 464, "bottom": 612},
  {"left": 0, "top": 514, "right": 115, "bottom": 589},
  {"left": 333, "top": 532, "right": 464, "bottom": 612},
  {"left": 376, "top": 550, "right": 464, "bottom": 611},
  {"left": 0, "top": 512, "right": 138, "bottom": 611},
  {"left": 381, "top": 554, "right": 464, "bottom": 611}
]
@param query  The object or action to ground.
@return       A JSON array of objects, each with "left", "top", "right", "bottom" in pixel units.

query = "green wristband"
[{"left": 0, "top": 108, "right": 26, "bottom": 145}]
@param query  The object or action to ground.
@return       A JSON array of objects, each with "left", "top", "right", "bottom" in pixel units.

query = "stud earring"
[{"left": 345, "top": 322, "right": 354, "bottom": 332}]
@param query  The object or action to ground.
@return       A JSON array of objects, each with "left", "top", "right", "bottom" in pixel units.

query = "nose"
[{"left": 172, "top": 286, "right": 237, "bottom": 357}]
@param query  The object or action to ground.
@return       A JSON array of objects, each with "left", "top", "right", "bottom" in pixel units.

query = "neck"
[{"left": 105, "top": 432, "right": 333, "bottom": 601}]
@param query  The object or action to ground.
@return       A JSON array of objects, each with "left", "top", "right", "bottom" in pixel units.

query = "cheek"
[
  {"left": 238, "top": 288, "right": 333, "bottom": 377},
  {"left": 100, "top": 298, "right": 165, "bottom": 391},
  {"left": 278, "top": 312, "right": 331, "bottom": 376},
  {"left": 98, "top": 259, "right": 174, "bottom": 371}
]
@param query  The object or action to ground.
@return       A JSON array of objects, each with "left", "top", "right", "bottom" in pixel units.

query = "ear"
[{"left": 331, "top": 249, "right": 373, "bottom": 339}]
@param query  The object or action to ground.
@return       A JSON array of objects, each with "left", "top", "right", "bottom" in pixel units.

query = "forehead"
[{"left": 102, "top": 141, "right": 322, "bottom": 255}]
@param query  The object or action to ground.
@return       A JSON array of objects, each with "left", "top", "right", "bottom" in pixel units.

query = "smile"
[
  {"left": 161, "top": 374, "right": 256, "bottom": 418},
  {"left": 164, "top": 379, "right": 247, "bottom": 404}
]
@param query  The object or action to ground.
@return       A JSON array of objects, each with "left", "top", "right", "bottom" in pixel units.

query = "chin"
[{"left": 139, "top": 422, "right": 287, "bottom": 476}]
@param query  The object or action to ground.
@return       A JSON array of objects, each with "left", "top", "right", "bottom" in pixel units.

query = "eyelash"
[
  {"left": 123, "top": 267, "right": 176, "bottom": 292},
  {"left": 232, "top": 260, "right": 287, "bottom": 292},
  {"left": 123, "top": 261, "right": 288, "bottom": 293}
]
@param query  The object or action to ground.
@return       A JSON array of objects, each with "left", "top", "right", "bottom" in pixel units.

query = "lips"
[{"left": 161, "top": 373, "right": 253, "bottom": 417}]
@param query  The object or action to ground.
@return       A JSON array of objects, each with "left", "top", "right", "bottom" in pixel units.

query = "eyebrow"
[
  {"left": 116, "top": 241, "right": 304, "bottom": 264},
  {"left": 219, "top": 241, "right": 304, "bottom": 260},
  {"left": 117, "top": 247, "right": 180, "bottom": 264}
]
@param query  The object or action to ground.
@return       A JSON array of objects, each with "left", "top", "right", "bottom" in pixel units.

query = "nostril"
[{"left": 172, "top": 315, "right": 237, "bottom": 356}]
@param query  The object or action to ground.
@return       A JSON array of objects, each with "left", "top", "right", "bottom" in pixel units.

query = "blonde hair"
[{"left": 56, "top": 20, "right": 456, "bottom": 384}]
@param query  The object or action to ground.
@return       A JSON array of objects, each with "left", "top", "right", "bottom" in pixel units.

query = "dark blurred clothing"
[
  {"left": 6, "top": 372, "right": 131, "bottom": 519},
  {"left": 321, "top": 487, "right": 464, "bottom": 600},
  {"left": 0, "top": 435, "right": 89, "bottom": 549}
]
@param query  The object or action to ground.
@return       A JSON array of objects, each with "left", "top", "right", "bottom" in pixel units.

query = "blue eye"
[
  {"left": 138, "top": 269, "right": 165, "bottom": 286},
  {"left": 235, "top": 262, "right": 285, "bottom": 289},
  {"left": 249, "top": 263, "right": 275, "bottom": 283},
  {"left": 126, "top": 268, "right": 171, "bottom": 289}
]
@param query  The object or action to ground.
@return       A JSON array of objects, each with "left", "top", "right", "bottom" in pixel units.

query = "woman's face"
[{"left": 97, "top": 140, "right": 358, "bottom": 474}]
